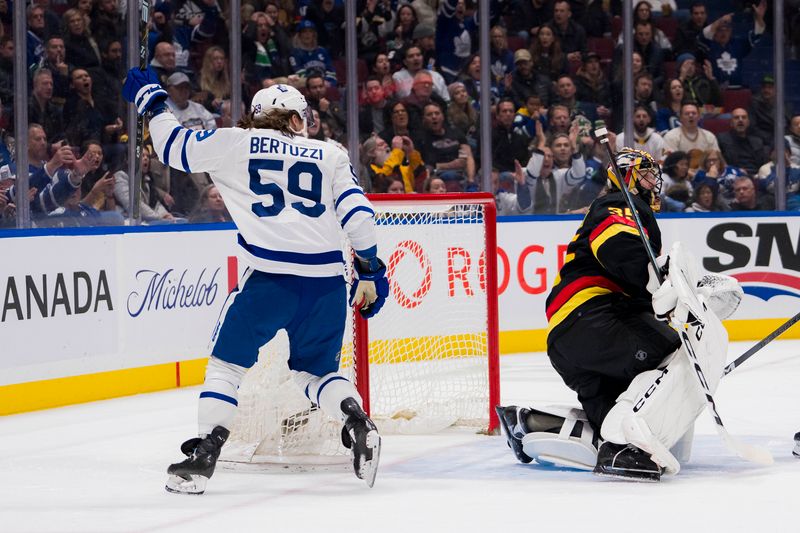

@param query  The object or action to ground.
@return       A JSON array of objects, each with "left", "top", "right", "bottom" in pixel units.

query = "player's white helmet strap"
[{"left": 250, "top": 84, "right": 315, "bottom": 132}]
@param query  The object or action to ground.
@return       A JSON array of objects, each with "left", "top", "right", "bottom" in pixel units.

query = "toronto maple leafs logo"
[{"left": 716, "top": 51, "right": 738, "bottom": 76}]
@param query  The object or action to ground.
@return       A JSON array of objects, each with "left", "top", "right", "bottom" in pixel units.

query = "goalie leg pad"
[
  {"left": 520, "top": 405, "right": 598, "bottom": 471},
  {"left": 293, "top": 370, "right": 362, "bottom": 423},
  {"left": 198, "top": 357, "right": 247, "bottom": 436}
]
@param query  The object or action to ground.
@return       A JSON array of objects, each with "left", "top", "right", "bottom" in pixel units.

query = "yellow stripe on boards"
[
  {"left": 2, "top": 317, "right": 798, "bottom": 415},
  {"left": 0, "top": 358, "right": 208, "bottom": 416}
]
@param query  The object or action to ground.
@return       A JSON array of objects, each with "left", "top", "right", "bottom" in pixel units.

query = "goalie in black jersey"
[{"left": 497, "top": 148, "right": 743, "bottom": 481}]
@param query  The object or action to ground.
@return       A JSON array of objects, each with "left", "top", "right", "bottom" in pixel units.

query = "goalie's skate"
[
  {"left": 165, "top": 426, "right": 229, "bottom": 495},
  {"left": 495, "top": 405, "right": 533, "bottom": 463},
  {"left": 794, "top": 432, "right": 800, "bottom": 458},
  {"left": 593, "top": 442, "right": 662, "bottom": 482},
  {"left": 340, "top": 398, "right": 381, "bottom": 488}
]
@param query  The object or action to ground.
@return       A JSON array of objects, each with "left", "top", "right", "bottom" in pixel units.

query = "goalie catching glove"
[
  {"left": 350, "top": 256, "right": 389, "bottom": 319},
  {"left": 123, "top": 67, "right": 168, "bottom": 116},
  {"left": 647, "top": 251, "right": 743, "bottom": 322}
]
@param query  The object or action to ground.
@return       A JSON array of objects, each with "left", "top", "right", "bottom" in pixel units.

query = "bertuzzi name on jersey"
[{"left": 249, "top": 136, "right": 325, "bottom": 161}]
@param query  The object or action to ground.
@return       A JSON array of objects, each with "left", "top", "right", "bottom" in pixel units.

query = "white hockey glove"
[
  {"left": 647, "top": 255, "right": 676, "bottom": 321},
  {"left": 349, "top": 257, "right": 389, "bottom": 319}
]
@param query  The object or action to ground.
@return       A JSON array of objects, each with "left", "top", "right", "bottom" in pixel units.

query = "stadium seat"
[
  {"left": 506, "top": 35, "right": 527, "bottom": 52},
  {"left": 611, "top": 16, "right": 622, "bottom": 41},
  {"left": 700, "top": 117, "right": 730, "bottom": 135},
  {"left": 723, "top": 88, "right": 753, "bottom": 113},
  {"left": 587, "top": 37, "right": 615, "bottom": 61},
  {"left": 655, "top": 16, "right": 678, "bottom": 42},
  {"left": 332, "top": 58, "right": 368, "bottom": 86},
  {"left": 662, "top": 61, "right": 676, "bottom": 80}
]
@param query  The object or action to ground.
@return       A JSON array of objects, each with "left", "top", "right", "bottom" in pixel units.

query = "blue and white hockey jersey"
[{"left": 148, "top": 112, "right": 377, "bottom": 277}]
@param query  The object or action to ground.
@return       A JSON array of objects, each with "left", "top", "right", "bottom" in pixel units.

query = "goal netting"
[{"left": 219, "top": 193, "right": 499, "bottom": 467}]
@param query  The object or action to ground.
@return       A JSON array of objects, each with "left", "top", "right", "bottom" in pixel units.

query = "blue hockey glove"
[
  {"left": 123, "top": 67, "right": 168, "bottom": 116},
  {"left": 349, "top": 257, "right": 389, "bottom": 319}
]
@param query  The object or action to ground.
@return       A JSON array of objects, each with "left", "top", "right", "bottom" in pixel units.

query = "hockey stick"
[
  {"left": 594, "top": 128, "right": 772, "bottom": 466},
  {"left": 723, "top": 309, "right": 800, "bottom": 376},
  {"left": 133, "top": 0, "right": 151, "bottom": 223}
]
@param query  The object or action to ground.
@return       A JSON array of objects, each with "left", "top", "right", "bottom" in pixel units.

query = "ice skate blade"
[
  {"left": 358, "top": 430, "right": 381, "bottom": 488},
  {"left": 593, "top": 466, "right": 660, "bottom": 483},
  {"left": 165, "top": 474, "right": 208, "bottom": 495}
]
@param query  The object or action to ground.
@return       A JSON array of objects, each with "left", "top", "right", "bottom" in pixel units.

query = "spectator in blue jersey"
[
  {"left": 691, "top": 149, "right": 745, "bottom": 209},
  {"left": 435, "top": 0, "right": 476, "bottom": 83},
  {"left": 305, "top": 0, "right": 346, "bottom": 60},
  {"left": 290, "top": 19, "right": 337, "bottom": 86},
  {"left": 3, "top": 125, "right": 92, "bottom": 216},
  {"left": 490, "top": 26, "right": 515, "bottom": 94},
  {"left": 26, "top": 4, "right": 46, "bottom": 71},
  {"left": 513, "top": 93, "right": 548, "bottom": 140},
  {"left": 656, "top": 78, "right": 684, "bottom": 134},
  {"left": 698, "top": 1, "right": 766, "bottom": 88},
  {"left": 545, "top": 0, "right": 586, "bottom": 63}
]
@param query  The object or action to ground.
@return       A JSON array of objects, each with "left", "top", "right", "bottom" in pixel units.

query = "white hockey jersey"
[{"left": 148, "top": 112, "right": 377, "bottom": 277}]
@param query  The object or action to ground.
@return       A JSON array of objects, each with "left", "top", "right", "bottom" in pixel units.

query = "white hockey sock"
[
  {"left": 198, "top": 357, "right": 247, "bottom": 436},
  {"left": 293, "top": 370, "right": 362, "bottom": 423}
]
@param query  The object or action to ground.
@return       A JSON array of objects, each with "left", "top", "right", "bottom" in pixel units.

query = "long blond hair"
[{"left": 200, "top": 46, "right": 231, "bottom": 101}]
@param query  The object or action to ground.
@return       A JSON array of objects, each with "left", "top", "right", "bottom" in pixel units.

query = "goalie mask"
[
  {"left": 250, "top": 84, "right": 315, "bottom": 135},
  {"left": 607, "top": 148, "right": 662, "bottom": 211}
]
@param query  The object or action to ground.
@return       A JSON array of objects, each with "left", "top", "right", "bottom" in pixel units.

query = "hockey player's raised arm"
[
  {"left": 122, "top": 67, "right": 238, "bottom": 177},
  {"left": 147, "top": 112, "right": 240, "bottom": 176}
]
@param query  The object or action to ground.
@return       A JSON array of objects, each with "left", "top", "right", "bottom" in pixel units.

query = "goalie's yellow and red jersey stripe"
[{"left": 545, "top": 191, "right": 662, "bottom": 341}]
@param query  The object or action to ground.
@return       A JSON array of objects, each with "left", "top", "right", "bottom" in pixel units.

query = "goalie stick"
[
  {"left": 595, "top": 127, "right": 772, "bottom": 466},
  {"left": 133, "top": 0, "right": 151, "bottom": 223},
  {"left": 723, "top": 309, "right": 800, "bottom": 376}
]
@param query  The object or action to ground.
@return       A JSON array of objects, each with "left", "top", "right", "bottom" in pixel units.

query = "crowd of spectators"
[{"left": 0, "top": 0, "right": 799, "bottom": 227}]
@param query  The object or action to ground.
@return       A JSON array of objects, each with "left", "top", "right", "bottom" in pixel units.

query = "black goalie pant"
[{"left": 547, "top": 298, "right": 681, "bottom": 433}]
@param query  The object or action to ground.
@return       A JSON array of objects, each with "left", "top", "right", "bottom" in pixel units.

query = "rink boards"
[{"left": 2, "top": 212, "right": 800, "bottom": 414}]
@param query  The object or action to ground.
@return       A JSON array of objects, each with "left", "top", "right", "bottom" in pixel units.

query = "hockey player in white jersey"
[{"left": 124, "top": 68, "right": 388, "bottom": 493}]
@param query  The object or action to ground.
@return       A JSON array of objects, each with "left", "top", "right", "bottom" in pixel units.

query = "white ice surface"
[{"left": 2, "top": 341, "right": 799, "bottom": 533}]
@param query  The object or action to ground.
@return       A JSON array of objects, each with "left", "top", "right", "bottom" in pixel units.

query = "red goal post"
[{"left": 355, "top": 193, "right": 500, "bottom": 434}]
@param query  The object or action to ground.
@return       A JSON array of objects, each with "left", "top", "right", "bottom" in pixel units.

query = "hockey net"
[{"left": 219, "top": 193, "right": 499, "bottom": 467}]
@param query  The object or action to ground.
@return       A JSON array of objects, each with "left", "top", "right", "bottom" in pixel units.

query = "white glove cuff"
[{"left": 135, "top": 84, "right": 167, "bottom": 115}]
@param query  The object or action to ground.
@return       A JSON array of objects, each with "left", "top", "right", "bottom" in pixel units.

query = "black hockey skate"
[
  {"left": 593, "top": 442, "right": 662, "bottom": 482},
  {"left": 495, "top": 405, "right": 533, "bottom": 463},
  {"left": 794, "top": 432, "right": 800, "bottom": 458},
  {"left": 165, "top": 426, "right": 229, "bottom": 495},
  {"left": 340, "top": 398, "right": 381, "bottom": 488}
]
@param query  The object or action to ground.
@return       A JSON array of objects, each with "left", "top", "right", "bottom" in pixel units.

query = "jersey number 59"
[{"left": 249, "top": 158, "right": 325, "bottom": 218}]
